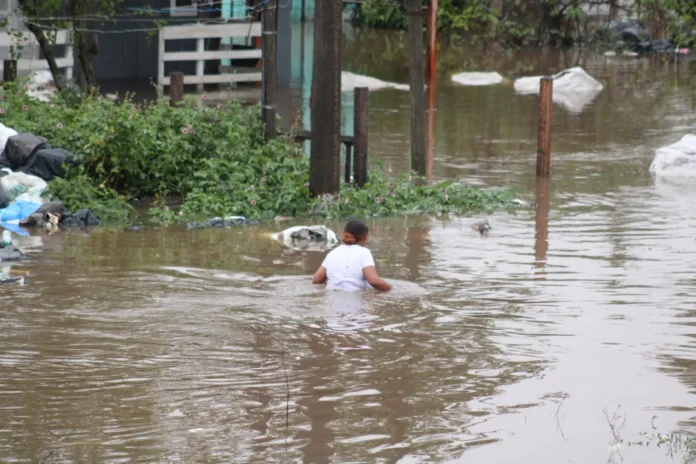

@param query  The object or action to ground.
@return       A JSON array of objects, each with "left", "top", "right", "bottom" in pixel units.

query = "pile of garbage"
[
  {"left": 514, "top": 67, "right": 604, "bottom": 114},
  {"left": 650, "top": 135, "right": 696, "bottom": 179},
  {"left": 0, "top": 123, "right": 99, "bottom": 236},
  {"left": 271, "top": 225, "right": 339, "bottom": 252},
  {"left": 600, "top": 20, "right": 691, "bottom": 55}
]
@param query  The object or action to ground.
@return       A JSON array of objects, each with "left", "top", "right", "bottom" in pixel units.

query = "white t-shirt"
[{"left": 322, "top": 244, "right": 376, "bottom": 292}]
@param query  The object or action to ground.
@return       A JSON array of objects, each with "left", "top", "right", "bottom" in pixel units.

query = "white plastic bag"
[
  {"left": 271, "top": 225, "right": 339, "bottom": 251},
  {"left": 650, "top": 134, "right": 696, "bottom": 179},
  {"left": 513, "top": 67, "right": 604, "bottom": 114},
  {"left": 0, "top": 123, "right": 18, "bottom": 153},
  {"left": 451, "top": 72, "right": 504, "bottom": 86},
  {"left": 0, "top": 172, "right": 47, "bottom": 205}
]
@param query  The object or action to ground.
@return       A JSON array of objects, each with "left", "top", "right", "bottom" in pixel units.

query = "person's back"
[
  {"left": 322, "top": 243, "right": 375, "bottom": 292},
  {"left": 312, "top": 218, "right": 391, "bottom": 292}
]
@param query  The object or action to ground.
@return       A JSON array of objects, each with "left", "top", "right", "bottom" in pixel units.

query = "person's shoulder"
[{"left": 358, "top": 245, "right": 374, "bottom": 258}]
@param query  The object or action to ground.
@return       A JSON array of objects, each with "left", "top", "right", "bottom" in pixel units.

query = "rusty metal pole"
[
  {"left": 408, "top": 0, "right": 426, "bottom": 176},
  {"left": 309, "top": 0, "right": 342, "bottom": 196},
  {"left": 353, "top": 87, "right": 369, "bottom": 187},
  {"left": 3, "top": 60, "right": 17, "bottom": 83},
  {"left": 425, "top": 76, "right": 436, "bottom": 181},
  {"left": 425, "top": 0, "right": 438, "bottom": 80},
  {"left": 536, "top": 77, "right": 553, "bottom": 177},
  {"left": 169, "top": 71, "right": 184, "bottom": 107},
  {"left": 262, "top": 0, "right": 277, "bottom": 139}
]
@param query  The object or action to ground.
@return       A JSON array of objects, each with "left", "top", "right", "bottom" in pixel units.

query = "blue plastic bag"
[{"left": 0, "top": 200, "right": 42, "bottom": 224}]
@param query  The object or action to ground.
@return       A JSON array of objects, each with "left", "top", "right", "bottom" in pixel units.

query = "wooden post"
[
  {"left": 353, "top": 87, "right": 368, "bottom": 187},
  {"left": 425, "top": 76, "right": 436, "bottom": 181},
  {"left": 344, "top": 144, "right": 352, "bottom": 184},
  {"left": 309, "top": 0, "right": 342, "bottom": 196},
  {"left": 3, "top": 60, "right": 17, "bottom": 83},
  {"left": 536, "top": 77, "right": 553, "bottom": 177},
  {"left": 408, "top": 0, "right": 426, "bottom": 176},
  {"left": 169, "top": 71, "right": 184, "bottom": 107},
  {"left": 534, "top": 177, "right": 550, "bottom": 279},
  {"left": 262, "top": 1, "right": 278, "bottom": 139}
]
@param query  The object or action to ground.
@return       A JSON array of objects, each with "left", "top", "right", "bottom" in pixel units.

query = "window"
[{"left": 170, "top": 0, "right": 198, "bottom": 17}]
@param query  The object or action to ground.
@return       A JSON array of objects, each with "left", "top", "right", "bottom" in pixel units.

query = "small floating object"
[
  {"left": 623, "top": 50, "right": 639, "bottom": 57},
  {"left": 513, "top": 67, "right": 604, "bottom": 114},
  {"left": 604, "top": 51, "right": 617, "bottom": 57},
  {"left": 451, "top": 71, "right": 504, "bottom": 86},
  {"left": 271, "top": 225, "right": 339, "bottom": 251},
  {"left": 341, "top": 71, "right": 409, "bottom": 92},
  {"left": 650, "top": 134, "right": 696, "bottom": 179},
  {"left": 471, "top": 219, "right": 491, "bottom": 236}
]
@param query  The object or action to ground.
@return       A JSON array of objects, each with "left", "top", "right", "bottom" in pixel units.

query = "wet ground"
[{"left": 3, "top": 24, "right": 696, "bottom": 463}]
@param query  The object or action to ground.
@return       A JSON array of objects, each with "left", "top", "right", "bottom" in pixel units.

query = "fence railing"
[
  {"left": 0, "top": 30, "right": 74, "bottom": 79},
  {"left": 157, "top": 22, "right": 262, "bottom": 92}
]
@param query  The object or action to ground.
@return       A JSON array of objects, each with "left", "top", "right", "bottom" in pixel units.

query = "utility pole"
[{"left": 309, "top": 0, "right": 342, "bottom": 196}]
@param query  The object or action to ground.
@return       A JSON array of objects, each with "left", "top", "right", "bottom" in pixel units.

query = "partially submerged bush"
[{"left": 0, "top": 82, "right": 514, "bottom": 224}]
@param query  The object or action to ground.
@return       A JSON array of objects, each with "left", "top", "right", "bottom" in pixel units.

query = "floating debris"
[
  {"left": 471, "top": 219, "right": 491, "bottom": 236},
  {"left": 271, "top": 225, "right": 339, "bottom": 251},
  {"left": 187, "top": 216, "right": 256, "bottom": 230}
]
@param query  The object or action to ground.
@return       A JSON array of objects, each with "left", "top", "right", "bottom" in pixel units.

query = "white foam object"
[
  {"left": 341, "top": 71, "right": 409, "bottom": 92},
  {"left": 451, "top": 72, "right": 504, "bottom": 86},
  {"left": 271, "top": 225, "right": 339, "bottom": 252},
  {"left": 0, "top": 123, "right": 18, "bottom": 153},
  {"left": 650, "top": 135, "right": 696, "bottom": 179},
  {"left": 26, "top": 70, "right": 57, "bottom": 102},
  {"left": 513, "top": 67, "right": 604, "bottom": 114},
  {"left": 0, "top": 172, "right": 48, "bottom": 205}
]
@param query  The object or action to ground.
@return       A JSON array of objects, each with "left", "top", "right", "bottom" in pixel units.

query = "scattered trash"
[
  {"left": 471, "top": 219, "right": 491, "bottom": 237},
  {"left": 271, "top": 225, "right": 339, "bottom": 251},
  {"left": 19, "top": 201, "right": 65, "bottom": 228},
  {"left": 649, "top": 134, "right": 696, "bottom": 179},
  {"left": 187, "top": 216, "right": 255, "bottom": 230},
  {"left": 60, "top": 209, "right": 101, "bottom": 228},
  {"left": 0, "top": 123, "right": 18, "bottom": 153},
  {"left": 26, "top": 70, "right": 57, "bottom": 102},
  {"left": 511, "top": 198, "right": 535, "bottom": 208},
  {"left": 124, "top": 224, "right": 144, "bottom": 232},
  {"left": 604, "top": 51, "right": 617, "bottom": 57},
  {"left": 20, "top": 148, "right": 76, "bottom": 182},
  {"left": 513, "top": 67, "right": 604, "bottom": 114},
  {"left": 0, "top": 243, "right": 26, "bottom": 262},
  {"left": 341, "top": 71, "right": 409, "bottom": 92},
  {"left": 1, "top": 133, "right": 48, "bottom": 171},
  {"left": 451, "top": 72, "right": 504, "bottom": 86}
]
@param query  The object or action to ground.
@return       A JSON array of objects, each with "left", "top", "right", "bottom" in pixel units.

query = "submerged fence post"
[
  {"left": 408, "top": 0, "right": 426, "bottom": 176},
  {"left": 169, "top": 71, "right": 184, "bottom": 107},
  {"left": 3, "top": 60, "right": 17, "bottom": 83},
  {"left": 536, "top": 77, "right": 553, "bottom": 177},
  {"left": 262, "top": 0, "right": 277, "bottom": 140},
  {"left": 353, "top": 87, "right": 368, "bottom": 187},
  {"left": 534, "top": 177, "right": 550, "bottom": 279},
  {"left": 425, "top": 0, "right": 438, "bottom": 80}
]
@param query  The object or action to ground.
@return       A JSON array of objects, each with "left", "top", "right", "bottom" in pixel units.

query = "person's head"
[{"left": 342, "top": 218, "right": 369, "bottom": 245}]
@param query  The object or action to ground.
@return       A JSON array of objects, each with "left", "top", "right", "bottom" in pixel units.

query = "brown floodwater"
[{"left": 3, "top": 24, "right": 696, "bottom": 464}]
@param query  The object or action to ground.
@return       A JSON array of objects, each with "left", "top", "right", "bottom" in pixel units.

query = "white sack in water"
[
  {"left": 271, "top": 225, "right": 339, "bottom": 252},
  {"left": 451, "top": 72, "right": 504, "bottom": 86},
  {"left": 341, "top": 71, "right": 409, "bottom": 92},
  {"left": 650, "top": 135, "right": 696, "bottom": 179},
  {"left": 0, "top": 123, "right": 18, "bottom": 153},
  {"left": 513, "top": 67, "right": 603, "bottom": 114}
]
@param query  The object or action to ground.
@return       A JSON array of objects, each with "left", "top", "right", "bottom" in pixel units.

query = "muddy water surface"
[{"left": 2, "top": 26, "right": 696, "bottom": 463}]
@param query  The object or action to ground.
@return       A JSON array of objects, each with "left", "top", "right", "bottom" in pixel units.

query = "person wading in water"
[{"left": 312, "top": 218, "right": 392, "bottom": 292}]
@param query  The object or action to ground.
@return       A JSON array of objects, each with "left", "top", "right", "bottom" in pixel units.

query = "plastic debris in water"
[{"left": 471, "top": 219, "right": 491, "bottom": 236}]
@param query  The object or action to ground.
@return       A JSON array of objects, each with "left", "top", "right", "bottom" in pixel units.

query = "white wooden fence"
[
  {"left": 0, "top": 29, "right": 74, "bottom": 79},
  {"left": 157, "top": 22, "right": 263, "bottom": 92}
]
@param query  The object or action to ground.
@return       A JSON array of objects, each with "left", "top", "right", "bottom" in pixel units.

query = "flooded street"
[{"left": 3, "top": 25, "right": 696, "bottom": 463}]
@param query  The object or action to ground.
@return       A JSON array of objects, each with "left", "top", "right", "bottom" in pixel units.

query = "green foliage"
[
  {"left": 317, "top": 165, "right": 515, "bottom": 218},
  {"left": 0, "top": 81, "right": 515, "bottom": 225},
  {"left": 355, "top": 0, "right": 408, "bottom": 29},
  {"left": 44, "top": 176, "right": 134, "bottom": 223}
]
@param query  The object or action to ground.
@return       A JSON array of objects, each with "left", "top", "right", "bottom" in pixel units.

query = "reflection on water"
[{"left": 3, "top": 26, "right": 696, "bottom": 463}]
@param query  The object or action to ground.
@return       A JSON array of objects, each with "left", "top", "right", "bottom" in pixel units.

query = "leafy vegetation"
[
  {"left": 0, "top": 82, "right": 515, "bottom": 225},
  {"left": 353, "top": 0, "right": 696, "bottom": 48}
]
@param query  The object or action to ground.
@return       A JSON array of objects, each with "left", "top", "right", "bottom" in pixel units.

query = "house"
[{"left": 0, "top": 0, "right": 297, "bottom": 96}]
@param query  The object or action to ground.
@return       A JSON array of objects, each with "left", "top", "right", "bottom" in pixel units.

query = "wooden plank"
[
  {"left": 161, "top": 22, "right": 262, "bottom": 40},
  {"left": 163, "top": 49, "right": 262, "bottom": 62},
  {"left": 157, "top": 31, "right": 165, "bottom": 89},
  {"left": 196, "top": 38, "right": 204, "bottom": 93},
  {"left": 161, "top": 72, "right": 262, "bottom": 85}
]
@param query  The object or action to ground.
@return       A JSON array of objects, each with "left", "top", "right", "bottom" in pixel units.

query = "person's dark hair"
[{"left": 342, "top": 218, "right": 369, "bottom": 245}]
